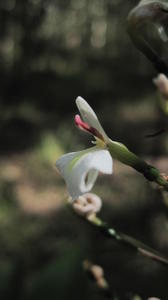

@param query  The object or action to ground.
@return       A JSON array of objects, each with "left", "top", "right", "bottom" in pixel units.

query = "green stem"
[
  {"left": 108, "top": 140, "right": 168, "bottom": 190},
  {"left": 89, "top": 215, "right": 168, "bottom": 266}
]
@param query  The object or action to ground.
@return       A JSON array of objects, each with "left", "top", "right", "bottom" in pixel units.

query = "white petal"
[
  {"left": 56, "top": 148, "right": 113, "bottom": 200},
  {"left": 76, "top": 96, "right": 109, "bottom": 141}
]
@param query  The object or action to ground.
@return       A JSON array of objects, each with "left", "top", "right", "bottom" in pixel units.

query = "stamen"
[{"left": 74, "top": 114, "right": 104, "bottom": 141}]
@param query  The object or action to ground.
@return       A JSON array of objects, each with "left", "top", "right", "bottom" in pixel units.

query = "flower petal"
[
  {"left": 56, "top": 147, "right": 113, "bottom": 200},
  {"left": 76, "top": 96, "right": 109, "bottom": 142}
]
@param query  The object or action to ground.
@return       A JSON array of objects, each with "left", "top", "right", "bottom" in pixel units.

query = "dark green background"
[{"left": 0, "top": 0, "right": 168, "bottom": 299}]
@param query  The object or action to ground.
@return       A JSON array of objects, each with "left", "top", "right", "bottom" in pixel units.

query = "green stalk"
[
  {"left": 108, "top": 140, "right": 168, "bottom": 190},
  {"left": 89, "top": 215, "right": 168, "bottom": 266}
]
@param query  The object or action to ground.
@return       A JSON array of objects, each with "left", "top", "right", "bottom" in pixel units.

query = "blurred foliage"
[
  {"left": 0, "top": 0, "right": 168, "bottom": 299},
  {"left": 1, "top": 0, "right": 166, "bottom": 155}
]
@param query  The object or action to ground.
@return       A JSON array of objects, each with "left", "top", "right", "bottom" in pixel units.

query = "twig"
[{"left": 86, "top": 215, "right": 168, "bottom": 266}]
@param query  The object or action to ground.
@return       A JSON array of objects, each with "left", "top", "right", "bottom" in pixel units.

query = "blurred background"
[{"left": 0, "top": 0, "right": 168, "bottom": 299}]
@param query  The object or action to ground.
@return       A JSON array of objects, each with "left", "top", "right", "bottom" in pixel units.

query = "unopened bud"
[
  {"left": 83, "top": 260, "right": 108, "bottom": 290},
  {"left": 75, "top": 114, "right": 104, "bottom": 141},
  {"left": 72, "top": 193, "right": 102, "bottom": 218},
  {"left": 153, "top": 73, "right": 168, "bottom": 98},
  {"left": 97, "top": 277, "right": 108, "bottom": 289},
  {"left": 148, "top": 298, "right": 161, "bottom": 300},
  {"left": 90, "top": 265, "right": 104, "bottom": 281}
]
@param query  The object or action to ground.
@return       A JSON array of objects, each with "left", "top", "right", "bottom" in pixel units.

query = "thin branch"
[{"left": 87, "top": 215, "right": 168, "bottom": 266}]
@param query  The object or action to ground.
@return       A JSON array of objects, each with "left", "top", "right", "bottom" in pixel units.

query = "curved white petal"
[
  {"left": 76, "top": 96, "right": 109, "bottom": 142},
  {"left": 56, "top": 147, "right": 113, "bottom": 200}
]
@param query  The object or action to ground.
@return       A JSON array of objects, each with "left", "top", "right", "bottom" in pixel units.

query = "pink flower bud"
[
  {"left": 75, "top": 114, "right": 104, "bottom": 141},
  {"left": 72, "top": 193, "right": 102, "bottom": 218},
  {"left": 153, "top": 74, "right": 168, "bottom": 98}
]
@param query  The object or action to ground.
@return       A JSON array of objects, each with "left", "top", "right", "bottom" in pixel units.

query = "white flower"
[{"left": 56, "top": 96, "right": 113, "bottom": 200}]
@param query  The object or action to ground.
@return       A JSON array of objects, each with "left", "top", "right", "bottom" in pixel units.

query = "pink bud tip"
[
  {"left": 74, "top": 114, "right": 104, "bottom": 141},
  {"left": 75, "top": 114, "right": 91, "bottom": 132}
]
